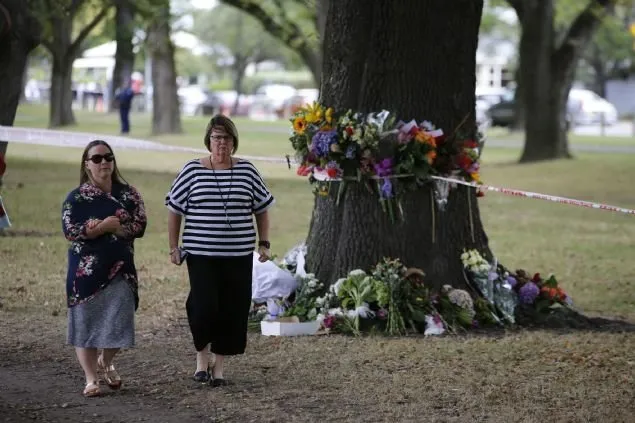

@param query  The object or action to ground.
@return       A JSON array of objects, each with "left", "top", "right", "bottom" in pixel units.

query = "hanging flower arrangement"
[{"left": 289, "top": 102, "right": 484, "bottom": 220}]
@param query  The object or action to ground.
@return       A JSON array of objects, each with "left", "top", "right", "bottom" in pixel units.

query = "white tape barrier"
[
  {"left": 0, "top": 125, "right": 291, "bottom": 164},
  {"left": 3, "top": 125, "right": 633, "bottom": 215}
]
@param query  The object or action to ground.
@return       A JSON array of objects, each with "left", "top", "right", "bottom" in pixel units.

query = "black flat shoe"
[
  {"left": 210, "top": 378, "right": 228, "bottom": 387},
  {"left": 193, "top": 368, "right": 210, "bottom": 383}
]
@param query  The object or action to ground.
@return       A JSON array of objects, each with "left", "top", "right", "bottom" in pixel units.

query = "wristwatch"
[{"left": 258, "top": 240, "right": 270, "bottom": 249}]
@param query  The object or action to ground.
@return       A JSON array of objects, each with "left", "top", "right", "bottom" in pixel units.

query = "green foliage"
[{"left": 192, "top": 4, "right": 287, "bottom": 66}]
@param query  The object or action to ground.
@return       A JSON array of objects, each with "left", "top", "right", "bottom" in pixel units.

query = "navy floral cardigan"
[{"left": 61, "top": 183, "right": 147, "bottom": 308}]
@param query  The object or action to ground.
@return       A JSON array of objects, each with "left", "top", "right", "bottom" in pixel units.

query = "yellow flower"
[
  {"left": 302, "top": 102, "right": 324, "bottom": 124},
  {"left": 293, "top": 116, "right": 307, "bottom": 134},
  {"left": 325, "top": 107, "right": 334, "bottom": 124},
  {"left": 470, "top": 172, "right": 481, "bottom": 183}
]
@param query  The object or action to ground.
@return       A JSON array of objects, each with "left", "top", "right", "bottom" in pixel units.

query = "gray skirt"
[{"left": 67, "top": 275, "right": 135, "bottom": 349}]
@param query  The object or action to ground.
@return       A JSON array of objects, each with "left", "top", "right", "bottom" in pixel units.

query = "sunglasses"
[{"left": 87, "top": 153, "right": 115, "bottom": 164}]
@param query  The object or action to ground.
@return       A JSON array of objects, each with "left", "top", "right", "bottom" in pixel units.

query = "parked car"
[
  {"left": 178, "top": 86, "right": 209, "bottom": 116},
  {"left": 568, "top": 88, "right": 618, "bottom": 126},
  {"left": 486, "top": 90, "right": 577, "bottom": 130},
  {"left": 285, "top": 88, "right": 320, "bottom": 116},
  {"left": 248, "top": 84, "right": 298, "bottom": 120}
]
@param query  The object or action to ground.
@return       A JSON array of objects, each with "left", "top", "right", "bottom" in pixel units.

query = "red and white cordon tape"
[{"left": 430, "top": 175, "right": 635, "bottom": 216}]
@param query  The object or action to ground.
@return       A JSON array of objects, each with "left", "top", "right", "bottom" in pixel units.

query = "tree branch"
[
  {"left": 505, "top": 0, "right": 524, "bottom": 21},
  {"left": 554, "top": 0, "right": 615, "bottom": 60},
  {"left": 68, "top": 5, "right": 111, "bottom": 59},
  {"left": 220, "top": 0, "right": 322, "bottom": 82}
]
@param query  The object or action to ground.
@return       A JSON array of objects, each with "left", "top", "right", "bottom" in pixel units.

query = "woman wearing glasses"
[
  {"left": 166, "top": 115, "right": 275, "bottom": 387},
  {"left": 61, "top": 140, "right": 147, "bottom": 397}
]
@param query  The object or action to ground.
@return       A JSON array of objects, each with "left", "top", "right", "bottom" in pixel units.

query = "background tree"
[
  {"left": 145, "top": 0, "right": 182, "bottom": 135},
  {"left": 109, "top": 0, "right": 135, "bottom": 111},
  {"left": 506, "top": 0, "right": 617, "bottom": 163},
  {"left": 306, "top": 0, "right": 489, "bottom": 291},
  {"left": 0, "top": 0, "right": 41, "bottom": 188},
  {"left": 220, "top": 0, "right": 325, "bottom": 86},
  {"left": 33, "top": 0, "right": 113, "bottom": 127},
  {"left": 578, "top": 3, "right": 635, "bottom": 96}
]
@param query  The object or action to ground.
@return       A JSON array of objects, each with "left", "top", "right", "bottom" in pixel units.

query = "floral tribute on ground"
[
  {"left": 250, "top": 244, "right": 575, "bottom": 336},
  {"left": 289, "top": 102, "right": 484, "bottom": 220}
]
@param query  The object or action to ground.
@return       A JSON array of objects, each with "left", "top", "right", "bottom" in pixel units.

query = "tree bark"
[
  {"left": 306, "top": 0, "right": 489, "bottom": 292},
  {"left": 146, "top": 2, "right": 182, "bottom": 135},
  {"left": 110, "top": 0, "right": 136, "bottom": 111},
  {"left": 518, "top": 0, "right": 615, "bottom": 163},
  {"left": 0, "top": 0, "right": 41, "bottom": 187},
  {"left": 49, "top": 47, "right": 77, "bottom": 127},
  {"left": 43, "top": 3, "right": 110, "bottom": 127},
  {"left": 232, "top": 56, "right": 247, "bottom": 115}
]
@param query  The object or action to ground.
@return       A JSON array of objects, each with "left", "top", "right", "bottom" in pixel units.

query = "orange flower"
[
  {"left": 415, "top": 130, "right": 437, "bottom": 147},
  {"left": 425, "top": 150, "right": 437, "bottom": 164}
]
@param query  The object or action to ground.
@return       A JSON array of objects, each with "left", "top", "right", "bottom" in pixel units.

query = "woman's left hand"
[{"left": 257, "top": 246, "right": 271, "bottom": 262}]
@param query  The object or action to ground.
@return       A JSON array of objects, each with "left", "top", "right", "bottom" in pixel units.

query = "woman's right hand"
[
  {"left": 169, "top": 248, "right": 181, "bottom": 265},
  {"left": 100, "top": 216, "right": 122, "bottom": 234}
]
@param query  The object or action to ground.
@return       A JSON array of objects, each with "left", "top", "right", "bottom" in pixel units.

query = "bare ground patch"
[{"left": 1, "top": 311, "right": 634, "bottom": 423}]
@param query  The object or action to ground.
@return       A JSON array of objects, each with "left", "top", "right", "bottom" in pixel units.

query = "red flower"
[
  {"left": 464, "top": 139, "right": 478, "bottom": 149},
  {"left": 326, "top": 167, "right": 339, "bottom": 178},
  {"left": 345, "top": 127, "right": 354, "bottom": 136},
  {"left": 532, "top": 273, "right": 541, "bottom": 282},
  {"left": 456, "top": 154, "right": 472, "bottom": 170},
  {"left": 297, "top": 165, "right": 311, "bottom": 176},
  {"left": 435, "top": 134, "right": 447, "bottom": 145},
  {"left": 476, "top": 190, "right": 485, "bottom": 198}
]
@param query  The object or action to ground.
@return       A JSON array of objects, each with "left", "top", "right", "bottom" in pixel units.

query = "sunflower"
[{"left": 293, "top": 116, "right": 307, "bottom": 134}]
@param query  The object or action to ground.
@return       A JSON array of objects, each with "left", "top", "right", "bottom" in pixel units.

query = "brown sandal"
[
  {"left": 83, "top": 381, "right": 101, "bottom": 397},
  {"left": 97, "top": 356, "right": 122, "bottom": 390}
]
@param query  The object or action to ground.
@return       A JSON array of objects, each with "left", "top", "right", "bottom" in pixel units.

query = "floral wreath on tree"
[{"left": 289, "top": 102, "right": 484, "bottom": 220}]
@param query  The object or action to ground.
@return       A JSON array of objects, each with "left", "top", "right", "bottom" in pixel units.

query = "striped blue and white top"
[{"left": 165, "top": 159, "right": 275, "bottom": 257}]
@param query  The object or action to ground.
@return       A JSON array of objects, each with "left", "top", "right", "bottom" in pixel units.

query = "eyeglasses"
[
  {"left": 87, "top": 153, "right": 115, "bottom": 164},
  {"left": 210, "top": 135, "right": 233, "bottom": 143}
]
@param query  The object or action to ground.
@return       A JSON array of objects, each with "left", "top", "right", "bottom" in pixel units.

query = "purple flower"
[
  {"left": 374, "top": 158, "right": 393, "bottom": 177},
  {"left": 506, "top": 276, "right": 517, "bottom": 288},
  {"left": 377, "top": 309, "right": 388, "bottom": 320},
  {"left": 467, "top": 162, "right": 480, "bottom": 173},
  {"left": 380, "top": 178, "right": 393, "bottom": 198},
  {"left": 311, "top": 130, "right": 338, "bottom": 157},
  {"left": 488, "top": 271, "right": 498, "bottom": 282},
  {"left": 518, "top": 282, "right": 540, "bottom": 304},
  {"left": 345, "top": 145, "right": 356, "bottom": 159}
]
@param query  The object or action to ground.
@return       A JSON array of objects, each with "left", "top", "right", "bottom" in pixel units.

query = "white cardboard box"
[{"left": 260, "top": 320, "right": 321, "bottom": 337}]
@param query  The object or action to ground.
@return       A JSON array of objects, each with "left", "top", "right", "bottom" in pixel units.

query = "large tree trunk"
[
  {"left": 146, "top": 2, "right": 182, "bottom": 135},
  {"left": 49, "top": 54, "right": 76, "bottom": 127},
  {"left": 48, "top": 12, "right": 77, "bottom": 127},
  {"left": 232, "top": 57, "right": 247, "bottom": 115},
  {"left": 518, "top": 0, "right": 615, "bottom": 163},
  {"left": 306, "top": 0, "right": 488, "bottom": 292},
  {"left": 110, "top": 0, "right": 136, "bottom": 111},
  {"left": 517, "top": 1, "right": 570, "bottom": 162},
  {"left": 0, "top": 0, "right": 41, "bottom": 188}
]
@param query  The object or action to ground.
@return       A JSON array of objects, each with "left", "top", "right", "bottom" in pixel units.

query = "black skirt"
[{"left": 185, "top": 254, "right": 253, "bottom": 355}]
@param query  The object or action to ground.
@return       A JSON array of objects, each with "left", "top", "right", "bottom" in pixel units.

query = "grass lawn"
[{"left": 1, "top": 105, "right": 635, "bottom": 421}]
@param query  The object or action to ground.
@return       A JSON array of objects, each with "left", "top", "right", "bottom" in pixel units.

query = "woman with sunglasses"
[
  {"left": 166, "top": 115, "right": 275, "bottom": 387},
  {"left": 61, "top": 140, "right": 147, "bottom": 397}
]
